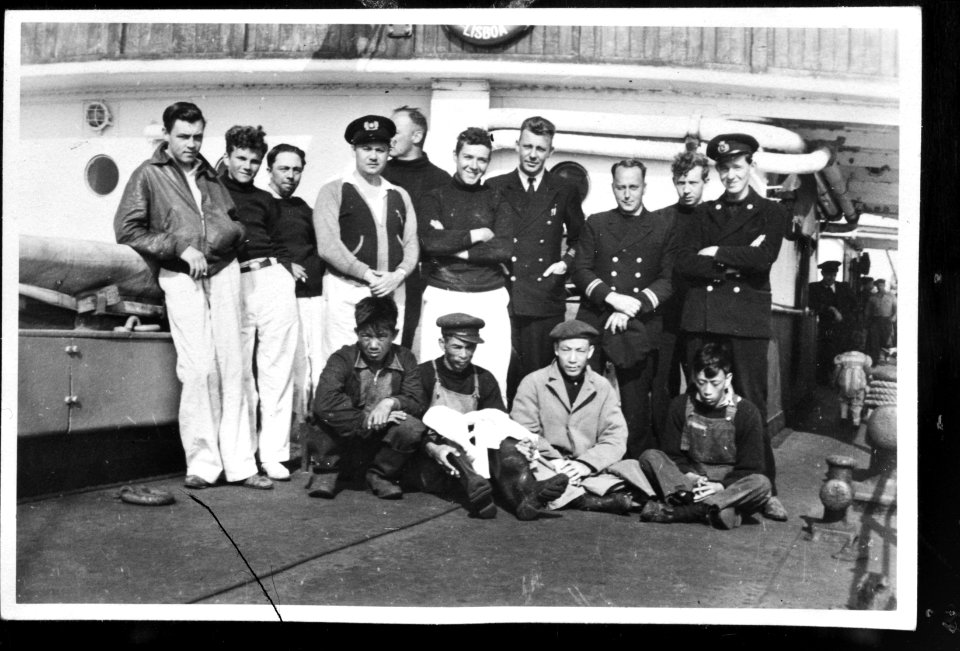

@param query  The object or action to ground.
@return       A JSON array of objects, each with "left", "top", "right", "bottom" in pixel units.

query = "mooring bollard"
[{"left": 819, "top": 454, "right": 857, "bottom": 524}]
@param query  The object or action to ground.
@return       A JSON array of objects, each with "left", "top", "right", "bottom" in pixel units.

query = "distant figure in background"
[
  {"left": 267, "top": 143, "right": 326, "bottom": 439},
  {"left": 383, "top": 106, "right": 452, "bottom": 354},
  {"left": 486, "top": 116, "right": 585, "bottom": 398},
  {"left": 651, "top": 150, "right": 710, "bottom": 440},
  {"left": 313, "top": 115, "right": 419, "bottom": 363},
  {"left": 865, "top": 278, "right": 897, "bottom": 362},
  {"left": 809, "top": 260, "right": 857, "bottom": 385},
  {"left": 833, "top": 350, "right": 873, "bottom": 426},
  {"left": 220, "top": 125, "right": 301, "bottom": 483},
  {"left": 114, "top": 101, "right": 263, "bottom": 490}
]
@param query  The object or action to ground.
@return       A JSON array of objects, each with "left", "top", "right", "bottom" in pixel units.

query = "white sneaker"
[{"left": 262, "top": 462, "right": 291, "bottom": 481}]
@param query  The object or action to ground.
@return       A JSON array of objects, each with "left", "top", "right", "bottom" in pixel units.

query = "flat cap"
[
  {"left": 706, "top": 133, "right": 759, "bottom": 161},
  {"left": 549, "top": 319, "right": 599, "bottom": 342},
  {"left": 818, "top": 260, "right": 841, "bottom": 273},
  {"left": 437, "top": 312, "right": 485, "bottom": 344},
  {"left": 344, "top": 115, "right": 396, "bottom": 146}
]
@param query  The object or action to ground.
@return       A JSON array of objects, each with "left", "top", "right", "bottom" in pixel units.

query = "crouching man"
[
  {"left": 305, "top": 296, "right": 426, "bottom": 499},
  {"left": 509, "top": 320, "right": 656, "bottom": 517},
  {"left": 638, "top": 342, "right": 772, "bottom": 529}
]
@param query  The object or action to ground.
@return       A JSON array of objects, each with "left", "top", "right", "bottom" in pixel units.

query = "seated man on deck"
[
  {"left": 508, "top": 320, "right": 657, "bottom": 518},
  {"left": 304, "top": 296, "right": 426, "bottom": 500},
  {"left": 414, "top": 313, "right": 568, "bottom": 519},
  {"left": 638, "top": 342, "right": 773, "bottom": 529}
]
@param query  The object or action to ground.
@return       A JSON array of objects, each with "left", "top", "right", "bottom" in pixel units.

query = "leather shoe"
[
  {"left": 707, "top": 506, "right": 742, "bottom": 530},
  {"left": 262, "top": 462, "right": 291, "bottom": 481},
  {"left": 761, "top": 496, "right": 788, "bottom": 521},
  {"left": 184, "top": 475, "right": 214, "bottom": 489},
  {"left": 367, "top": 471, "right": 403, "bottom": 499},
  {"left": 666, "top": 489, "right": 695, "bottom": 507},
  {"left": 241, "top": 474, "right": 274, "bottom": 490},
  {"left": 570, "top": 492, "right": 634, "bottom": 515},
  {"left": 306, "top": 471, "right": 338, "bottom": 499},
  {"left": 640, "top": 500, "right": 673, "bottom": 523}
]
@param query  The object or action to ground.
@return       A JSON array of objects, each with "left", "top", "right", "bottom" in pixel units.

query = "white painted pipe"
[
  {"left": 490, "top": 129, "right": 832, "bottom": 174},
  {"left": 488, "top": 109, "right": 807, "bottom": 153}
]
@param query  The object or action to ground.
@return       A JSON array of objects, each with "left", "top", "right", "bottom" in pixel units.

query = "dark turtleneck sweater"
[
  {"left": 272, "top": 194, "right": 324, "bottom": 297},
  {"left": 418, "top": 176, "right": 515, "bottom": 293},
  {"left": 220, "top": 173, "right": 291, "bottom": 267},
  {"left": 652, "top": 201, "right": 701, "bottom": 331},
  {"left": 382, "top": 153, "right": 451, "bottom": 212}
]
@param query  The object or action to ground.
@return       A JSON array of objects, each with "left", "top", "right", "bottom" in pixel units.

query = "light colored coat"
[{"left": 510, "top": 360, "right": 627, "bottom": 472}]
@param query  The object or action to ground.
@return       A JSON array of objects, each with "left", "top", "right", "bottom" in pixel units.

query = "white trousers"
[
  {"left": 419, "top": 285, "right": 511, "bottom": 403},
  {"left": 293, "top": 295, "right": 326, "bottom": 422},
  {"left": 158, "top": 261, "right": 256, "bottom": 483},
  {"left": 321, "top": 271, "right": 406, "bottom": 368},
  {"left": 240, "top": 263, "right": 299, "bottom": 464}
]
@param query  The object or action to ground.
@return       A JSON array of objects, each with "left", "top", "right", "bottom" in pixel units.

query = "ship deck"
[{"left": 12, "top": 386, "right": 897, "bottom": 621}]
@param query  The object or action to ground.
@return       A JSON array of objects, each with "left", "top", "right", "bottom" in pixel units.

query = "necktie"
[{"left": 527, "top": 176, "right": 536, "bottom": 194}]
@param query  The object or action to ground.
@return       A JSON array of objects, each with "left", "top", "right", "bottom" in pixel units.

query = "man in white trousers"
[
  {"left": 313, "top": 115, "right": 419, "bottom": 366},
  {"left": 114, "top": 102, "right": 266, "bottom": 489},
  {"left": 220, "top": 125, "right": 301, "bottom": 482}
]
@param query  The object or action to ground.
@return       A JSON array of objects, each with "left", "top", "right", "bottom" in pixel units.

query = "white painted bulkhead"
[{"left": 14, "top": 55, "right": 897, "bottom": 310}]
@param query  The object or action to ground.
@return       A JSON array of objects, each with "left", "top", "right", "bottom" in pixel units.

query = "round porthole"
[
  {"left": 550, "top": 161, "right": 590, "bottom": 202},
  {"left": 85, "top": 155, "right": 119, "bottom": 196}
]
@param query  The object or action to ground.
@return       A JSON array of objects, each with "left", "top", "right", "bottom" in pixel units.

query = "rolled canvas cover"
[{"left": 19, "top": 234, "right": 163, "bottom": 304}]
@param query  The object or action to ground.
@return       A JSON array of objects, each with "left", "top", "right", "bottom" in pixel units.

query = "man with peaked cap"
[
  {"left": 507, "top": 319, "right": 657, "bottom": 519},
  {"left": 572, "top": 158, "right": 679, "bottom": 458},
  {"left": 675, "top": 132, "right": 789, "bottom": 521},
  {"left": 313, "top": 115, "right": 419, "bottom": 369},
  {"left": 809, "top": 259, "right": 858, "bottom": 384}
]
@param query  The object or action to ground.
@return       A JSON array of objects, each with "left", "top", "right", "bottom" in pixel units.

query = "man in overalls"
[
  {"left": 638, "top": 342, "right": 773, "bottom": 529},
  {"left": 415, "top": 313, "right": 567, "bottom": 519}
]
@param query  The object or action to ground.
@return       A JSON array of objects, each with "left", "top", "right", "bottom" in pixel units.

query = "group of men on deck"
[{"left": 114, "top": 100, "right": 791, "bottom": 529}]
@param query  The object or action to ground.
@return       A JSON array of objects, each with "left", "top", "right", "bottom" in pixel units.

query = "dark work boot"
[
  {"left": 446, "top": 453, "right": 497, "bottom": 519},
  {"left": 367, "top": 446, "right": 413, "bottom": 500},
  {"left": 305, "top": 455, "right": 339, "bottom": 499},
  {"left": 567, "top": 492, "right": 634, "bottom": 515},
  {"left": 665, "top": 502, "right": 710, "bottom": 524},
  {"left": 494, "top": 440, "right": 565, "bottom": 521}
]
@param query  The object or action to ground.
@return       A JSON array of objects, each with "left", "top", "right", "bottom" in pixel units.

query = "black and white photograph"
[{"left": 2, "top": 5, "right": 934, "bottom": 635}]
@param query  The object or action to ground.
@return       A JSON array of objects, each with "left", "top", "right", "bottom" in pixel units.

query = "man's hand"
[
  {"left": 290, "top": 262, "right": 308, "bottom": 283},
  {"left": 556, "top": 459, "right": 591, "bottom": 484},
  {"left": 829, "top": 306, "right": 843, "bottom": 322},
  {"left": 542, "top": 260, "right": 567, "bottom": 277},
  {"left": 369, "top": 270, "right": 404, "bottom": 297},
  {"left": 180, "top": 245, "right": 208, "bottom": 280},
  {"left": 425, "top": 442, "right": 461, "bottom": 477},
  {"left": 697, "top": 245, "right": 719, "bottom": 257},
  {"left": 470, "top": 227, "right": 495, "bottom": 244},
  {"left": 430, "top": 219, "right": 445, "bottom": 230},
  {"left": 454, "top": 249, "right": 470, "bottom": 260},
  {"left": 605, "top": 292, "right": 642, "bottom": 318},
  {"left": 693, "top": 480, "right": 724, "bottom": 502},
  {"left": 363, "top": 398, "right": 396, "bottom": 430},
  {"left": 604, "top": 311, "right": 630, "bottom": 334},
  {"left": 515, "top": 437, "right": 540, "bottom": 462}
]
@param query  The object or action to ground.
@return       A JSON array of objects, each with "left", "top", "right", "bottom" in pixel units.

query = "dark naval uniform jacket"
[
  {"left": 677, "top": 188, "right": 787, "bottom": 339},
  {"left": 571, "top": 206, "right": 678, "bottom": 348},
  {"left": 485, "top": 169, "right": 585, "bottom": 318}
]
